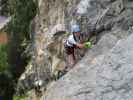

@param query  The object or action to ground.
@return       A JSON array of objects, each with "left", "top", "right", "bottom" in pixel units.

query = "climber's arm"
[
  {"left": 76, "top": 41, "right": 92, "bottom": 49},
  {"left": 76, "top": 43, "right": 84, "bottom": 49}
]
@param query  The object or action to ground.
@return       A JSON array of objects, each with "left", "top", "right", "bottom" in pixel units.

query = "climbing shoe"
[{"left": 57, "top": 70, "right": 68, "bottom": 79}]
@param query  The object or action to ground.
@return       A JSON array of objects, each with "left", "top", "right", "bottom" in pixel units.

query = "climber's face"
[{"left": 74, "top": 32, "right": 80, "bottom": 37}]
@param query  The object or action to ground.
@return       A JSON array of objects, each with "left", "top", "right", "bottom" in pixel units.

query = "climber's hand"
[{"left": 84, "top": 41, "right": 92, "bottom": 48}]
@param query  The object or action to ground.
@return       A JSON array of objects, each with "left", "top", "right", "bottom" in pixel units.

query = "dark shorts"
[{"left": 65, "top": 46, "right": 75, "bottom": 55}]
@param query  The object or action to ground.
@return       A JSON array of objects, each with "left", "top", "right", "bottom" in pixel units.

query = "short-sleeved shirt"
[{"left": 66, "top": 34, "right": 80, "bottom": 47}]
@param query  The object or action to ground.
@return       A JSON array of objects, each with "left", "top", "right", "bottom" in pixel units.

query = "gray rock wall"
[
  {"left": 17, "top": 0, "right": 133, "bottom": 98},
  {"left": 41, "top": 30, "right": 133, "bottom": 100}
]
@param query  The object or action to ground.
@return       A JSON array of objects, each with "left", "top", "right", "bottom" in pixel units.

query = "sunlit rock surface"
[
  {"left": 17, "top": 1, "right": 133, "bottom": 99},
  {"left": 41, "top": 31, "right": 133, "bottom": 100}
]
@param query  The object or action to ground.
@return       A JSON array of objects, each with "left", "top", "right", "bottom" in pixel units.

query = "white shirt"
[{"left": 66, "top": 35, "right": 78, "bottom": 47}]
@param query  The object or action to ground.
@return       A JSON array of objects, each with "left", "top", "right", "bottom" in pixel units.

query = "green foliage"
[
  {"left": 0, "top": 0, "right": 37, "bottom": 99},
  {"left": 0, "top": 44, "right": 12, "bottom": 98},
  {"left": 8, "top": 0, "right": 37, "bottom": 35},
  {"left": 13, "top": 95, "right": 27, "bottom": 100},
  {"left": 0, "top": 73, "right": 14, "bottom": 100},
  {"left": 0, "top": 0, "right": 10, "bottom": 16},
  {"left": 0, "top": 44, "right": 8, "bottom": 72},
  {"left": 7, "top": 0, "right": 37, "bottom": 79}
]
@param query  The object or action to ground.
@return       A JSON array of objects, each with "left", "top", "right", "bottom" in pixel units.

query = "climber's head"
[{"left": 71, "top": 24, "right": 81, "bottom": 36}]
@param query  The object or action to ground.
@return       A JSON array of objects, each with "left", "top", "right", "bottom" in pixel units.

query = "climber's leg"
[
  {"left": 68, "top": 53, "right": 75, "bottom": 67},
  {"left": 65, "top": 46, "right": 76, "bottom": 71}
]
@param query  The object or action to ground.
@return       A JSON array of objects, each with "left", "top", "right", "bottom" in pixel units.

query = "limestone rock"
[
  {"left": 18, "top": 0, "right": 133, "bottom": 97},
  {"left": 41, "top": 32, "right": 133, "bottom": 100}
]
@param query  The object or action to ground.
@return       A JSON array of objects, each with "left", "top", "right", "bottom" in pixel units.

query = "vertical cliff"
[{"left": 16, "top": 0, "right": 133, "bottom": 99}]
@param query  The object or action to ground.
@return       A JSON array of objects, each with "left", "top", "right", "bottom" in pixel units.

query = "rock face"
[
  {"left": 17, "top": 0, "right": 133, "bottom": 97},
  {"left": 41, "top": 31, "right": 133, "bottom": 100},
  {"left": 39, "top": 0, "right": 133, "bottom": 99}
]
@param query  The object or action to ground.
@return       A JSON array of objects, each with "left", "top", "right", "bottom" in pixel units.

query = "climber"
[{"left": 64, "top": 24, "right": 92, "bottom": 70}]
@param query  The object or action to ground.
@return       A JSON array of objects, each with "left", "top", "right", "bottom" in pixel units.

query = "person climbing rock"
[{"left": 64, "top": 24, "right": 92, "bottom": 70}]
